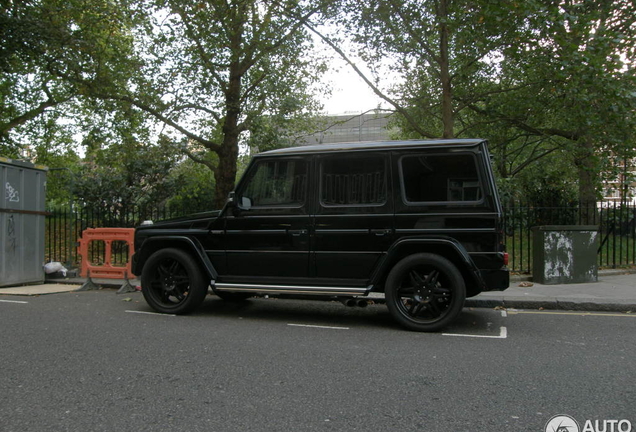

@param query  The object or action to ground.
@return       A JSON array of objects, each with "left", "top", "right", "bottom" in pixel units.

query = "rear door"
[{"left": 312, "top": 152, "right": 393, "bottom": 283}]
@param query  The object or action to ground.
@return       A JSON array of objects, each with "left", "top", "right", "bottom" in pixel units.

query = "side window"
[
  {"left": 320, "top": 154, "right": 387, "bottom": 206},
  {"left": 400, "top": 153, "right": 483, "bottom": 203},
  {"left": 240, "top": 159, "right": 307, "bottom": 208}
]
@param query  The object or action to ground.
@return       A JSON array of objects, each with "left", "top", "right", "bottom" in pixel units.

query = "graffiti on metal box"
[{"left": 5, "top": 182, "right": 20, "bottom": 203}]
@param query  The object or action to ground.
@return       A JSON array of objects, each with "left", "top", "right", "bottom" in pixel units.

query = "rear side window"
[
  {"left": 400, "top": 153, "right": 483, "bottom": 204},
  {"left": 320, "top": 154, "right": 387, "bottom": 206}
]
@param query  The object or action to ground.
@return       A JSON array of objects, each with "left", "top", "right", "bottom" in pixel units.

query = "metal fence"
[
  {"left": 504, "top": 201, "right": 636, "bottom": 273},
  {"left": 45, "top": 204, "right": 190, "bottom": 267},
  {"left": 45, "top": 201, "right": 636, "bottom": 273}
]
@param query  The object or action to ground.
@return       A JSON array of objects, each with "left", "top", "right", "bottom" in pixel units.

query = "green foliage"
[
  {"left": 164, "top": 159, "right": 216, "bottom": 212},
  {"left": 73, "top": 135, "right": 183, "bottom": 210},
  {"left": 496, "top": 150, "right": 578, "bottom": 206}
]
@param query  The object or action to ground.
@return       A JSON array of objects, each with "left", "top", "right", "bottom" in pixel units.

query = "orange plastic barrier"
[{"left": 77, "top": 228, "right": 135, "bottom": 279}]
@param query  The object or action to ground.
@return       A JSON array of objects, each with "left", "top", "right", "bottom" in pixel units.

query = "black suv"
[{"left": 132, "top": 139, "right": 509, "bottom": 331}]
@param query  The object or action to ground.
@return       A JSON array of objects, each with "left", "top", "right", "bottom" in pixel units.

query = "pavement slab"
[{"left": 0, "top": 284, "right": 79, "bottom": 296}]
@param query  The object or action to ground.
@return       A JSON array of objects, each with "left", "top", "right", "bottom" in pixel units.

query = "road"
[{"left": 1, "top": 291, "right": 635, "bottom": 432}]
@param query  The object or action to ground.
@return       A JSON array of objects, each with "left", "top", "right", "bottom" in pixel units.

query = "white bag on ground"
[{"left": 44, "top": 262, "right": 68, "bottom": 276}]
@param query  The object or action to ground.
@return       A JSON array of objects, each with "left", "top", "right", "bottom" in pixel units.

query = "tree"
[
  {"left": 0, "top": 0, "right": 138, "bottom": 156},
  {"left": 467, "top": 0, "right": 636, "bottom": 204},
  {"left": 314, "top": 0, "right": 533, "bottom": 139},
  {"left": 75, "top": 0, "right": 330, "bottom": 209}
]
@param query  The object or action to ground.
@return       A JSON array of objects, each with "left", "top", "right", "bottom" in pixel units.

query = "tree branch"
[
  {"left": 303, "top": 21, "right": 437, "bottom": 139},
  {"left": 0, "top": 85, "right": 71, "bottom": 137}
]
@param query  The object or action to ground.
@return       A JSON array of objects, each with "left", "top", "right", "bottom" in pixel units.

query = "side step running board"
[{"left": 213, "top": 282, "right": 371, "bottom": 297}]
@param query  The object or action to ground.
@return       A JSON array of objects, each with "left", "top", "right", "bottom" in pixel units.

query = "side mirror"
[{"left": 239, "top": 197, "right": 252, "bottom": 210}]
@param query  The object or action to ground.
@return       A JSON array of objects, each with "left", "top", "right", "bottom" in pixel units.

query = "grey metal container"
[
  {"left": 1, "top": 157, "right": 47, "bottom": 287},
  {"left": 532, "top": 225, "right": 599, "bottom": 285}
]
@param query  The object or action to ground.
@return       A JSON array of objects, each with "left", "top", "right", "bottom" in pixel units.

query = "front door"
[{"left": 224, "top": 157, "right": 310, "bottom": 280}]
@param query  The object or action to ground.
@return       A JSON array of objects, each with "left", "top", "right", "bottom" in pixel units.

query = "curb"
[{"left": 465, "top": 297, "right": 636, "bottom": 313}]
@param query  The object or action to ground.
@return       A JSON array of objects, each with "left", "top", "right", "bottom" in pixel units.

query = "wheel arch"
[
  {"left": 371, "top": 237, "right": 486, "bottom": 297},
  {"left": 133, "top": 236, "right": 218, "bottom": 281}
]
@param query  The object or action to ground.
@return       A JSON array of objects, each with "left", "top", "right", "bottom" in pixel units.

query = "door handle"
[
  {"left": 370, "top": 229, "right": 391, "bottom": 236},
  {"left": 288, "top": 229, "right": 308, "bottom": 236}
]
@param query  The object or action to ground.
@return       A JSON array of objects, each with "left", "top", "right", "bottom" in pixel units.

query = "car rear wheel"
[
  {"left": 141, "top": 248, "right": 208, "bottom": 314},
  {"left": 385, "top": 253, "right": 466, "bottom": 332}
]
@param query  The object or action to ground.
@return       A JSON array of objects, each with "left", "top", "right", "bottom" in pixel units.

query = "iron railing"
[
  {"left": 503, "top": 201, "right": 636, "bottom": 273},
  {"left": 45, "top": 204, "right": 191, "bottom": 267},
  {"left": 45, "top": 201, "right": 636, "bottom": 273}
]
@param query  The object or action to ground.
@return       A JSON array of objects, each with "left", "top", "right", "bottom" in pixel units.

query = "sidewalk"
[
  {"left": 2, "top": 271, "right": 635, "bottom": 313},
  {"left": 465, "top": 270, "right": 636, "bottom": 312}
]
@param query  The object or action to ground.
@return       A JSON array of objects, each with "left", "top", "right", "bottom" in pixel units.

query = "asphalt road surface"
[{"left": 1, "top": 290, "right": 635, "bottom": 432}]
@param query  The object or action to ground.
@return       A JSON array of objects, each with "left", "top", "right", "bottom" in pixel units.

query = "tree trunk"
[
  {"left": 574, "top": 138, "right": 599, "bottom": 225},
  {"left": 574, "top": 138, "right": 598, "bottom": 206},
  {"left": 214, "top": 142, "right": 239, "bottom": 209},
  {"left": 213, "top": 68, "right": 242, "bottom": 209},
  {"left": 212, "top": 11, "right": 244, "bottom": 210},
  {"left": 438, "top": 0, "right": 454, "bottom": 139}
]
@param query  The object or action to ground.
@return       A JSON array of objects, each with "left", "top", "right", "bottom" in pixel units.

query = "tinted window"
[
  {"left": 400, "top": 153, "right": 482, "bottom": 203},
  {"left": 320, "top": 154, "right": 387, "bottom": 206},
  {"left": 241, "top": 159, "right": 307, "bottom": 207}
]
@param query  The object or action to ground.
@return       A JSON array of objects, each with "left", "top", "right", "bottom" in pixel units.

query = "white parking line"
[
  {"left": 507, "top": 310, "right": 636, "bottom": 318},
  {"left": 288, "top": 323, "right": 350, "bottom": 330},
  {"left": 125, "top": 310, "right": 176, "bottom": 317},
  {"left": 442, "top": 326, "right": 508, "bottom": 339},
  {"left": 0, "top": 299, "right": 28, "bottom": 304}
]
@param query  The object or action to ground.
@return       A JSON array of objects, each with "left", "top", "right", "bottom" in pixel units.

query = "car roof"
[{"left": 255, "top": 139, "right": 486, "bottom": 157}]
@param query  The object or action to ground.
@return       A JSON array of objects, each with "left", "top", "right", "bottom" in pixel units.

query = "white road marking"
[
  {"left": 0, "top": 299, "right": 28, "bottom": 304},
  {"left": 501, "top": 310, "right": 508, "bottom": 318},
  {"left": 443, "top": 326, "right": 508, "bottom": 339},
  {"left": 507, "top": 311, "right": 636, "bottom": 318},
  {"left": 288, "top": 323, "right": 350, "bottom": 330},
  {"left": 125, "top": 310, "right": 176, "bottom": 317}
]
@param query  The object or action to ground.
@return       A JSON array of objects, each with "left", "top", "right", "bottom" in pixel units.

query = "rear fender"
[{"left": 371, "top": 236, "right": 486, "bottom": 293}]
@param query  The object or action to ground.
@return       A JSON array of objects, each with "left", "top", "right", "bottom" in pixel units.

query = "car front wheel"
[{"left": 141, "top": 248, "right": 208, "bottom": 314}]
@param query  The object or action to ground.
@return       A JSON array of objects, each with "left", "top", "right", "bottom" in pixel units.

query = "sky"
[
  {"left": 320, "top": 65, "right": 388, "bottom": 114},
  {"left": 316, "top": 43, "right": 393, "bottom": 115}
]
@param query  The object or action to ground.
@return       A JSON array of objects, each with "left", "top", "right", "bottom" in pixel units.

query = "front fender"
[{"left": 132, "top": 236, "right": 218, "bottom": 280}]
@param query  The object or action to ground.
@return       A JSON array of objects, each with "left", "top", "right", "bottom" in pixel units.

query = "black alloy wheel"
[
  {"left": 141, "top": 248, "right": 208, "bottom": 314},
  {"left": 385, "top": 253, "right": 466, "bottom": 332}
]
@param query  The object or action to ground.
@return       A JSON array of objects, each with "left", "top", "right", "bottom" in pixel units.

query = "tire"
[
  {"left": 141, "top": 248, "right": 208, "bottom": 314},
  {"left": 214, "top": 291, "right": 253, "bottom": 302},
  {"left": 385, "top": 253, "right": 466, "bottom": 332}
]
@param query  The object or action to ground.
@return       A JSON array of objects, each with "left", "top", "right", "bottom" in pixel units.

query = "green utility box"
[{"left": 532, "top": 225, "right": 599, "bottom": 285}]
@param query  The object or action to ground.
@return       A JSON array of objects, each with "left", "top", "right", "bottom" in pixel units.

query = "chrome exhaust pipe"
[{"left": 340, "top": 298, "right": 358, "bottom": 307}]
